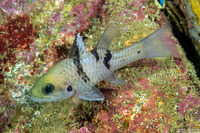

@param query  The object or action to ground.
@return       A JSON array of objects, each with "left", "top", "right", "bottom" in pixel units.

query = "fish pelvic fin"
[
  {"left": 78, "top": 87, "right": 104, "bottom": 101},
  {"left": 141, "top": 24, "right": 179, "bottom": 58},
  {"left": 95, "top": 23, "right": 120, "bottom": 50},
  {"left": 104, "top": 73, "right": 129, "bottom": 85}
]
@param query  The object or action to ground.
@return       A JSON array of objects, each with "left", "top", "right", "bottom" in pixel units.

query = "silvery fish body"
[{"left": 30, "top": 23, "right": 178, "bottom": 102}]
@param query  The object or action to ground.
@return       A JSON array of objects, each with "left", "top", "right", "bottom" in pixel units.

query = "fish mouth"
[
  {"left": 29, "top": 93, "right": 67, "bottom": 102},
  {"left": 29, "top": 90, "right": 72, "bottom": 102},
  {"left": 29, "top": 96, "right": 54, "bottom": 102},
  {"left": 29, "top": 96, "right": 44, "bottom": 102}
]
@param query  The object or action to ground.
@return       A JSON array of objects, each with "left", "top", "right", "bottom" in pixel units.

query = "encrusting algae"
[{"left": 0, "top": 0, "right": 200, "bottom": 132}]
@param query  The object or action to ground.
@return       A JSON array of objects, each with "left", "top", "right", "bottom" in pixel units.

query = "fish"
[
  {"left": 29, "top": 23, "right": 178, "bottom": 102},
  {"left": 155, "top": 0, "right": 165, "bottom": 9}
]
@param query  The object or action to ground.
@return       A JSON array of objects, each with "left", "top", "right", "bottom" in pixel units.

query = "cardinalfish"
[{"left": 29, "top": 23, "right": 178, "bottom": 102}]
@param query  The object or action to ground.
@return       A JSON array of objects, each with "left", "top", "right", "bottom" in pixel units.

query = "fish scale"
[
  {"left": 111, "top": 43, "right": 145, "bottom": 71},
  {"left": 80, "top": 50, "right": 114, "bottom": 85},
  {"left": 78, "top": 43, "right": 145, "bottom": 86},
  {"left": 29, "top": 23, "right": 178, "bottom": 102}
]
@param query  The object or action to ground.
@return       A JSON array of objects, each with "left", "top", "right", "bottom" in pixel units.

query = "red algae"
[
  {"left": 0, "top": 15, "right": 38, "bottom": 58},
  {"left": 0, "top": 15, "right": 38, "bottom": 82}
]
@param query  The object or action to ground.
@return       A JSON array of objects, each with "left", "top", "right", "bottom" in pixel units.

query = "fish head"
[{"left": 29, "top": 67, "right": 75, "bottom": 102}]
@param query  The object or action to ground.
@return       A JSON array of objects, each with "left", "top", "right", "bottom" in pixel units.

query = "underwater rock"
[
  {"left": 0, "top": 0, "right": 199, "bottom": 132},
  {"left": 174, "top": 0, "right": 200, "bottom": 55}
]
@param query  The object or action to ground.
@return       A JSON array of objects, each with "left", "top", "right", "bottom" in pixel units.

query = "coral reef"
[{"left": 0, "top": 0, "right": 199, "bottom": 132}]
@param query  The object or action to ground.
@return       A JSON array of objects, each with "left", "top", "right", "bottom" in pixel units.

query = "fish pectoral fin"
[
  {"left": 95, "top": 23, "right": 119, "bottom": 50},
  {"left": 78, "top": 87, "right": 104, "bottom": 101},
  {"left": 69, "top": 33, "right": 86, "bottom": 59},
  {"left": 104, "top": 74, "right": 129, "bottom": 85}
]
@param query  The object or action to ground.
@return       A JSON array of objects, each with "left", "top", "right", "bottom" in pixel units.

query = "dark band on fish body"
[
  {"left": 73, "top": 58, "right": 90, "bottom": 82},
  {"left": 71, "top": 35, "right": 90, "bottom": 83},
  {"left": 91, "top": 50, "right": 99, "bottom": 62},
  {"left": 103, "top": 50, "right": 112, "bottom": 69}
]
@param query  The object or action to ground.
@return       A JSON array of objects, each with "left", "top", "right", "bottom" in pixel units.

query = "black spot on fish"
[
  {"left": 91, "top": 50, "right": 99, "bottom": 62},
  {"left": 103, "top": 50, "right": 112, "bottom": 69},
  {"left": 67, "top": 85, "right": 73, "bottom": 92},
  {"left": 137, "top": 50, "right": 140, "bottom": 54},
  {"left": 73, "top": 58, "right": 90, "bottom": 83}
]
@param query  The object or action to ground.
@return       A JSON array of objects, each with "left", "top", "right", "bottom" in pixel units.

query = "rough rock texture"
[{"left": 0, "top": 0, "right": 199, "bottom": 132}]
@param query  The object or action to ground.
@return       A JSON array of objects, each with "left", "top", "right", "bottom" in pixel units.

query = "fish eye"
[
  {"left": 67, "top": 85, "right": 73, "bottom": 92},
  {"left": 42, "top": 83, "right": 55, "bottom": 95}
]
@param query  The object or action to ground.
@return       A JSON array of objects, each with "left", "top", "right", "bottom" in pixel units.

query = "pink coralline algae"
[
  {"left": 95, "top": 81, "right": 170, "bottom": 132},
  {"left": 177, "top": 87, "right": 200, "bottom": 117},
  {"left": 117, "top": 0, "right": 155, "bottom": 24},
  {"left": 118, "top": 7, "right": 147, "bottom": 24},
  {"left": 132, "top": 7, "right": 147, "bottom": 21},
  {"left": 0, "top": 0, "right": 65, "bottom": 16},
  {"left": 46, "top": 12, "right": 63, "bottom": 35},
  {"left": 128, "top": 0, "right": 148, "bottom": 7},
  {"left": 0, "top": 0, "right": 28, "bottom": 15},
  {"left": 138, "top": 78, "right": 152, "bottom": 90},
  {"left": 70, "top": 127, "right": 91, "bottom": 133},
  {"left": 61, "top": 0, "right": 106, "bottom": 36}
]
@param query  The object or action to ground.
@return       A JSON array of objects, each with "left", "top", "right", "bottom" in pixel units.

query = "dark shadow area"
[{"left": 162, "top": 4, "right": 200, "bottom": 79}]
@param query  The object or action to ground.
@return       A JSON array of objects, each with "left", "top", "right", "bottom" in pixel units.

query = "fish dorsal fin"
[
  {"left": 78, "top": 87, "right": 104, "bottom": 101},
  {"left": 69, "top": 33, "right": 86, "bottom": 59},
  {"left": 95, "top": 23, "right": 119, "bottom": 50},
  {"left": 104, "top": 73, "right": 129, "bottom": 85}
]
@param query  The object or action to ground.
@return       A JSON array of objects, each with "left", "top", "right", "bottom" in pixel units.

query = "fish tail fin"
[
  {"left": 111, "top": 24, "right": 179, "bottom": 71},
  {"left": 141, "top": 24, "right": 179, "bottom": 58}
]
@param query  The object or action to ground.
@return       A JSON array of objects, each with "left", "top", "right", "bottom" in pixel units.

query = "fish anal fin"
[
  {"left": 95, "top": 23, "right": 119, "bottom": 50},
  {"left": 104, "top": 73, "right": 129, "bottom": 85},
  {"left": 78, "top": 87, "right": 104, "bottom": 101}
]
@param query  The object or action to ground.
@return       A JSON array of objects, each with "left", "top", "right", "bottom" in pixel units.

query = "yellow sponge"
[{"left": 190, "top": 0, "right": 200, "bottom": 25}]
